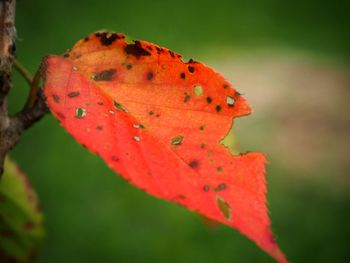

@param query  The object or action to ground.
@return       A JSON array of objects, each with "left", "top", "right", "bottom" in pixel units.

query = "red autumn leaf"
[{"left": 42, "top": 32, "right": 287, "bottom": 262}]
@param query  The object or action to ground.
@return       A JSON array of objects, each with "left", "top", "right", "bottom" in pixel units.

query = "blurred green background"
[{"left": 7, "top": 0, "right": 350, "bottom": 262}]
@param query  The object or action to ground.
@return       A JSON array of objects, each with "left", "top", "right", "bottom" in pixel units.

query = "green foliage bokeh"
[{"left": 7, "top": 0, "right": 350, "bottom": 262}]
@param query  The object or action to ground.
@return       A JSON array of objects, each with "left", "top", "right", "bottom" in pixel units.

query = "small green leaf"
[{"left": 0, "top": 158, "right": 45, "bottom": 262}]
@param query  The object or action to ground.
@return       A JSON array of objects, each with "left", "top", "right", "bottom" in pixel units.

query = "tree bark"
[{"left": 0, "top": 0, "right": 48, "bottom": 175}]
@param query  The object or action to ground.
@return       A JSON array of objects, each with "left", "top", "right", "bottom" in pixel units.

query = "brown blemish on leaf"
[
  {"left": 188, "top": 66, "right": 195, "bottom": 73},
  {"left": 95, "top": 32, "right": 121, "bottom": 46},
  {"left": 96, "top": 125, "right": 103, "bottom": 130},
  {"left": 200, "top": 143, "right": 206, "bottom": 149},
  {"left": 199, "top": 124, "right": 206, "bottom": 131},
  {"left": 146, "top": 71, "right": 154, "bottom": 80},
  {"left": 126, "top": 64, "right": 133, "bottom": 70},
  {"left": 111, "top": 156, "right": 119, "bottom": 162},
  {"left": 217, "top": 166, "right": 223, "bottom": 173},
  {"left": 169, "top": 50, "right": 176, "bottom": 58},
  {"left": 187, "top": 58, "right": 198, "bottom": 64},
  {"left": 97, "top": 101, "right": 104, "bottom": 106},
  {"left": 67, "top": 91, "right": 80, "bottom": 98},
  {"left": 215, "top": 105, "right": 222, "bottom": 112},
  {"left": 184, "top": 92, "right": 191, "bottom": 103},
  {"left": 93, "top": 69, "right": 116, "bottom": 81},
  {"left": 216, "top": 196, "right": 232, "bottom": 221},
  {"left": 203, "top": 185, "right": 210, "bottom": 192},
  {"left": 214, "top": 183, "right": 226, "bottom": 192},
  {"left": 189, "top": 160, "right": 199, "bottom": 169},
  {"left": 223, "top": 84, "right": 229, "bottom": 89},
  {"left": 52, "top": 95, "right": 60, "bottom": 103},
  {"left": 148, "top": 111, "right": 154, "bottom": 115},
  {"left": 124, "top": 42, "right": 151, "bottom": 58},
  {"left": 206, "top": 97, "right": 212, "bottom": 103},
  {"left": 180, "top": 72, "right": 186, "bottom": 79}
]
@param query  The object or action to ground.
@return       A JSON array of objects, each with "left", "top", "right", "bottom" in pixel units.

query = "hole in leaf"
[
  {"left": 114, "top": 102, "right": 128, "bottom": 112},
  {"left": 171, "top": 135, "right": 184, "bottom": 145},
  {"left": 226, "top": 96, "right": 235, "bottom": 107},
  {"left": 216, "top": 196, "right": 231, "bottom": 221},
  {"left": 194, "top": 85, "right": 203, "bottom": 97},
  {"left": 75, "top": 108, "right": 86, "bottom": 118}
]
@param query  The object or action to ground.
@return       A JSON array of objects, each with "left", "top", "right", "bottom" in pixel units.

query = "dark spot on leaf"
[
  {"left": 52, "top": 95, "right": 60, "bottom": 103},
  {"left": 180, "top": 72, "right": 186, "bottom": 79},
  {"left": 155, "top": 114, "right": 160, "bottom": 118},
  {"left": 169, "top": 50, "right": 176, "bottom": 58},
  {"left": 184, "top": 92, "right": 191, "bottom": 103},
  {"left": 216, "top": 105, "right": 222, "bottom": 112},
  {"left": 147, "top": 46, "right": 153, "bottom": 51},
  {"left": 63, "top": 53, "right": 69, "bottom": 58},
  {"left": 235, "top": 91, "right": 241, "bottom": 96},
  {"left": 206, "top": 97, "right": 212, "bottom": 103},
  {"left": 124, "top": 42, "right": 151, "bottom": 58},
  {"left": 146, "top": 72, "right": 154, "bottom": 80},
  {"left": 188, "top": 66, "right": 195, "bottom": 73},
  {"left": 84, "top": 37, "right": 89, "bottom": 42},
  {"left": 203, "top": 185, "right": 210, "bottom": 192},
  {"left": 96, "top": 32, "right": 120, "bottom": 46},
  {"left": 96, "top": 125, "right": 103, "bottom": 130},
  {"left": 149, "top": 111, "right": 154, "bottom": 115},
  {"left": 217, "top": 166, "right": 223, "bottom": 173},
  {"left": 214, "top": 183, "right": 226, "bottom": 192},
  {"left": 111, "top": 156, "right": 119, "bottom": 162},
  {"left": 200, "top": 143, "right": 206, "bottom": 149},
  {"left": 187, "top": 58, "right": 198, "bottom": 64},
  {"left": 67, "top": 91, "right": 80, "bottom": 98},
  {"left": 216, "top": 196, "right": 232, "bottom": 221},
  {"left": 126, "top": 64, "right": 133, "bottom": 70},
  {"left": 93, "top": 69, "right": 116, "bottom": 81},
  {"left": 98, "top": 101, "right": 104, "bottom": 106},
  {"left": 155, "top": 46, "right": 163, "bottom": 54},
  {"left": 199, "top": 124, "right": 206, "bottom": 131},
  {"left": 189, "top": 160, "right": 199, "bottom": 168},
  {"left": 223, "top": 84, "right": 229, "bottom": 89},
  {"left": 171, "top": 135, "right": 184, "bottom": 145}
]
